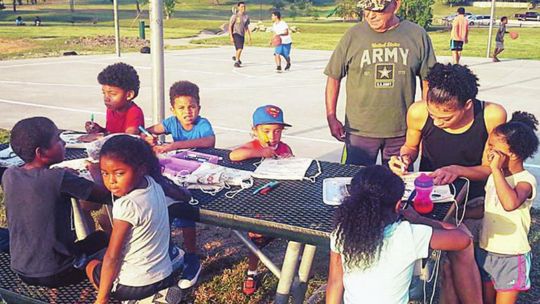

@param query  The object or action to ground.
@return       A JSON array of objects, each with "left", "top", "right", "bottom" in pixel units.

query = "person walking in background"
[
  {"left": 493, "top": 16, "right": 509, "bottom": 62},
  {"left": 229, "top": 1, "right": 251, "bottom": 68},
  {"left": 271, "top": 11, "right": 292, "bottom": 73},
  {"left": 450, "top": 7, "right": 469, "bottom": 64}
]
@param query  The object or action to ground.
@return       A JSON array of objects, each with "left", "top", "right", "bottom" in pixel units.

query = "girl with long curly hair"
[{"left": 326, "top": 165, "right": 482, "bottom": 304}]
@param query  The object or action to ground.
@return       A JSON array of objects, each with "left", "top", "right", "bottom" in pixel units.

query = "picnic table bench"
[{"left": 0, "top": 144, "right": 468, "bottom": 303}]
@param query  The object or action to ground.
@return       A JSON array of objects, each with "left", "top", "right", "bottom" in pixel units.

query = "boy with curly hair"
[{"left": 85, "top": 62, "right": 144, "bottom": 135}]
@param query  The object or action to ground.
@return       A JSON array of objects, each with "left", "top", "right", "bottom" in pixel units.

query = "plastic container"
[
  {"left": 322, "top": 177, "right": 352, "bottom": 205},
  {"left": 413, "top": 173, "right": 434, "bottom": 214}
]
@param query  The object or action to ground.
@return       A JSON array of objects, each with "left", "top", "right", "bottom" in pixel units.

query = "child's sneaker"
[
  {"left": 276, "top": 66, "right": 282, "bottom": 73},
  {"left": 178, "top": 253, "right": 201, "bottom": 289},
  {"left": 242, "top": 273, "right": 259, "bottom": 295},
  {"left": 284, "top": 63, "right": 291, "bottom": 71},
  {"left": 169, "top": 245, "right": 185, "bottom": 273},
  {"left": 234, "top": 61, "right": 241, "bottom": 68}
]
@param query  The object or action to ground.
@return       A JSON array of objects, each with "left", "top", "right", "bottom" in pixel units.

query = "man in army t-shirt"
[{"left": 324, "top": 0, "right": 436, "bottom": 166}]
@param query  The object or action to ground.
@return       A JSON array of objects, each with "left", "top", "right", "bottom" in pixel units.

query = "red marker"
[{"left": 260, "top": 181, "right": 280, "bottom": 195}]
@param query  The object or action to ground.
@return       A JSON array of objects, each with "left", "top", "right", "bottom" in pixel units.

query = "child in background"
[
  {"left": 85, "top": 63, "right": 144, "bottom": 135},
  {"left": 326, "top": 166, "right": 483, "bottom": 304},
  {"left": 144, "top": 81, "right": 215, "bottom": 153},
  {"left": 229, "top": 105, "right": 292, "bottom": 295},
  {"left": 477, "top": 112, "right": 538, "bottom": 304},
  {"left": 143, "top": 81, "right": 212, "bottom": 288},
  {"left": 2, "top": 117, "right": 109, "bottom": 288},
  {"left": 86, "top": 136, "right": 178, "bottom": 302}
]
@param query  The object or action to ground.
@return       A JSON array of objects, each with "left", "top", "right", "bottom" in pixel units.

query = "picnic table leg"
[
  {"left": 275, "top": 241, "right": 302, "bottom": 304},
  {"left": 292, "top": 244, "right": 317, "bottom": 304}
]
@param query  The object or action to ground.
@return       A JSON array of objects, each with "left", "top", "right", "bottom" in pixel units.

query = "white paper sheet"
[{"left": 252, "top": 157, "right": 313, "bottom": 180}]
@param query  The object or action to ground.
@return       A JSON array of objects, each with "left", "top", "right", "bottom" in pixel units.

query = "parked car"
[
  {"left": 467, "top": 15, "right": 494, "bottom": 25},
  {"left": 515, "top": 11, "right": 540, "bottom": 21},
  {"left": 442, "top": 12, "right": 472, "bottom": 23}
]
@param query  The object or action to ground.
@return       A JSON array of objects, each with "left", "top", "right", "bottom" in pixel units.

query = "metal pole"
[
  {"left": 486, "top": 0, "right": 496, "bottom": 58},
  {"left": 232, "top": 230, "right": 282, "bottom": 278},
  {"left": 275, "top": 241, "right": 302, "bottom": 304},
  {"left": 150, "top": 0, "right": 165, "bottom": 125},
  {"left": 113, "top": 0, "right": 121, "bottom": 57}
]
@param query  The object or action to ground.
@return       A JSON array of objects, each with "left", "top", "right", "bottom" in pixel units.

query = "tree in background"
[
  {"left": 440, "top": 0, "right": 466, "bottom": 7},
  {"left": 333, "top": 0, "right": 361, "bottom": 21},
  {"left": 137, "top": 0, "right": 177, "bottom": 19},
  {"left": 164, "top": 0, "right": 177, "bottom": 19},
  {"left": 398, "top": 0, "right": 434, "bottom": 29}
]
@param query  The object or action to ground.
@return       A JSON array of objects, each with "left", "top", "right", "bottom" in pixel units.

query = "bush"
[
  {"left": 398, "top": 0, "right": 434, "bottom": 29},
  {"left": 334, "top": 0, "right": 361, "bottom": 21}
]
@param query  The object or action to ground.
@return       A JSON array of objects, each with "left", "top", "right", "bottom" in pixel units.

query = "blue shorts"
[
  {"left": 274, "top": 43, "right": 292, "bottom": 58},
  {"left": 476, "top": 248, "right": 531, "bottom": 291}
]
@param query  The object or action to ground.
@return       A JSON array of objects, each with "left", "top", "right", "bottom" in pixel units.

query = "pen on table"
[
  {"left": 252, "top": 181, "right": 279, "bottom": 195},
  {"left": 260, "top": 181, "right": 280, "bottom": 195},
  {"left": 138, "top": 126, "right": 162, "bottom": 145}
]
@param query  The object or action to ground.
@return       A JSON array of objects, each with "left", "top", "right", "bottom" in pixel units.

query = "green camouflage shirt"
[{"left": 325, "top": 21, "right": 436, "bottom": 138}]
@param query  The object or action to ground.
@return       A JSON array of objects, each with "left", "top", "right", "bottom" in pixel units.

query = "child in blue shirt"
[
  {"left": 143, "top": 80, "right": 213, "bottom": 289},
  {"left": 144, "top": 81, "right": 215, "bottom": 154}
]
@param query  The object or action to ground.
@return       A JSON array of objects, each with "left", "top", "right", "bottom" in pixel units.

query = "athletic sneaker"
[
  {"left": 234, "top": 61, "right": 241, "bottom": 68},
  {"left": 242, "top": 273, "right": 260, "bottom": 295},
  {"left": 178, "top": 253, "right": 201, "bottom": 289},
  {"left": 232, "top": 56, "right": 242, "bottom": 64},
  {"left": 285, "top": 63, "right": 291, "bottom": 71},
  {"left": 169, "top": 245, "right": 185, "bottom": 273},
  {"left": 276, "top": 66, "right": 282, "bottom": 73}
]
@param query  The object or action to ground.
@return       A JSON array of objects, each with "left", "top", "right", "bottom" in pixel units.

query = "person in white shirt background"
[{"left": 271, "top": 11, "right": 292, "bottom": 72}]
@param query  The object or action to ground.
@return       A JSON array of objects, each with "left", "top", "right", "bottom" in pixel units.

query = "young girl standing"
[
  {"left": 85, "top": 136, "right": 177, "bottom": 303},
  {"left": 326, "top": 165, "right": 482, "bottom": 304},
  {"left": 478, "top": 112, "right": 538, "bottom": 304}
]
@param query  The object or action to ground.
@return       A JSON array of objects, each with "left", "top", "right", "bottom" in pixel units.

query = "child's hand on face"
[{"left": 489, "top": 150, "right": 507, "bottom": 171}]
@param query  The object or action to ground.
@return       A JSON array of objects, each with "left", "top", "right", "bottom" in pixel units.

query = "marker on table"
[
  {"left": 138, "top": 126, "right": 162, "bottom": 145},
  {"left": 90, "top": 113, "right": 95, "bottom": 129},
  {"left": 252, "top": 181, "right": 279, "bottom": 195},
  {"left": 260, "top": 181, "right": 280, "bottom": 195}
]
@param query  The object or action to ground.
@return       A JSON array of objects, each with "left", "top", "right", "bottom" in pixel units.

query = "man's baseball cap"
[
  {"left": 252, "top": 105, "right": 292, "bottom": 127},
  {"left": 357, "top": 0, "right": 394, "bottom": 11}
]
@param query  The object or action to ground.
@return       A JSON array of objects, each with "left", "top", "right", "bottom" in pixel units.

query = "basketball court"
[{"left": 1, "top": 46, "right": 539, "bottom": 204}]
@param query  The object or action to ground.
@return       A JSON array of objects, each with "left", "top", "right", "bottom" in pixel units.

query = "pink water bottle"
[{"left": 413, "top": 173, "right": 434, "bottom": 214}]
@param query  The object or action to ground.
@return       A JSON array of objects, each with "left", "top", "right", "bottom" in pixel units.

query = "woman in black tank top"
[
  {"left": 388, "top": 63, "right": 507, "bottom": 199},
  {"left": 420, "top": 99, "right": 488, "bottom": 198}
]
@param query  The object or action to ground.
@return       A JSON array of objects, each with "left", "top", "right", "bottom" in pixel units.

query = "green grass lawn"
[
  {"left": 192, "top": 22, "right": 540, "bottom": 59},
  {"left": 1, "top": 0, "right": 539, "bottom": 60}
]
